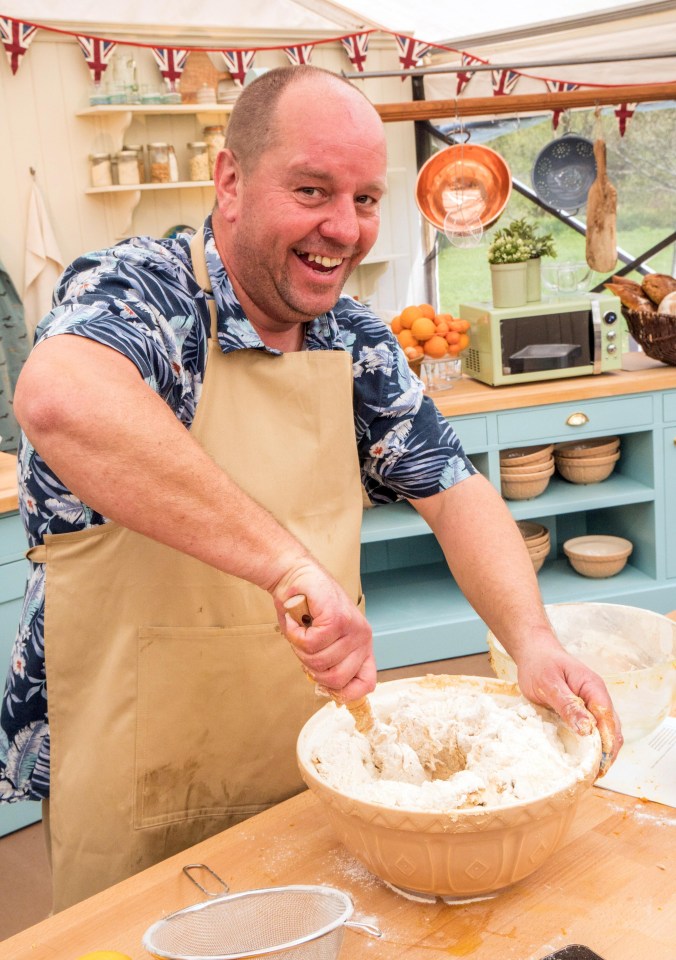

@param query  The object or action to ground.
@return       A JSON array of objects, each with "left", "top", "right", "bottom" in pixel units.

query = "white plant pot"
[{"left": 490, "top": 262, "right": 528, "bottom": 309}]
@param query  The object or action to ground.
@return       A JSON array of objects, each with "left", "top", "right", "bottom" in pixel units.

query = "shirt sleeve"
[
  {"left": 350, "top": 311, "right": 477, "bottom": 504},
  {"left": 34, "top": 238, "right": 208, "bottom": 424}
]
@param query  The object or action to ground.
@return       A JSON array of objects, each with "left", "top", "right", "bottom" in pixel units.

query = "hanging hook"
[{"left": 29, "top": 166, "right": 36, "bottom": 178}]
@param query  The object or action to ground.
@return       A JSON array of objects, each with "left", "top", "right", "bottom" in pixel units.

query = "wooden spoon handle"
[{"left": 284, "top": 594, "right": 375, "bottom": 734}]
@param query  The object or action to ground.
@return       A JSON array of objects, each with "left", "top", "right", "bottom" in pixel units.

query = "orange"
[
  {"left": 410, "top": 316, "right": 437, "bottom": 342},
  {"left": 391, "top": 315, "right": 402, "bottom": 334},
  {"left": 400, "top": 305, "right": 423, "bottom": 328},
  {"left": 418, "top": 303, "right": 436, "bottom": 320},
  {"left": 455, "top": 319, "right": 470, "bottom": 333},
  {"left": 447, "top": 345, "right": 461, "bottom": 357},
  {"left": 446, "top": 330, "right": 460, "bottom": 345},
  {"left": 434, "top": 319, "right": 449, "bottom": 336},
  {"left": 404, "top": 345, "right": 424, "bottom": 360},
  {"left": 397, "top": 329, "right": 417, "bottom": 349},
  {"left": 424, "top": 335, "right": 449, "bottom": 359},
  {"left": 448, "top": 318, "right": 463, "bottom": 332},
  {"left": 457, "top": 333, "right": 470, "bottom": 351}
]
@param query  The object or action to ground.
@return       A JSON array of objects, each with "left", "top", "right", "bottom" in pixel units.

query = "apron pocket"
[{"left": 134, "top": 623, "right": 319, "bottom": 829}]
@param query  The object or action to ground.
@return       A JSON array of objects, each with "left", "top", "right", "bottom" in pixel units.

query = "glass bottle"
[
  {"left": 123, "top": 144, "right": 145, "bottom": 183},
  {"left": 148, "top": 143, "right": 170, "bottom": 183},
  {"left": 203, "top": 124, "right": 226, "bottom": 178},
  {"left": 187, "top": 141, "right": 209, "bottom": 181},
  {"left": 89, "top": 153, "right": 113, "bottom": 188},
  {"left": 116, "top": 149, "right": 141, "bottom": 186}
]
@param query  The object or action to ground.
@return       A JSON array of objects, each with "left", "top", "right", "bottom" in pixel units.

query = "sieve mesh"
[{"left": 142, "top": 885, "right": 352, "bottom": 960}]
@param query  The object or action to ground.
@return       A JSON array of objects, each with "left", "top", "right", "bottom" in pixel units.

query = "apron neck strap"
[{"left": 190, "top": 226, "right": 218, "bottom": 341}]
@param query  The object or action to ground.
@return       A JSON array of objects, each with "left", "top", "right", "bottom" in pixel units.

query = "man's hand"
[
  {"left": 513, "top": 639, "right": 623, "bottom": 775},
  {"left": 271, "top": 564, "right": 376, "bottom": 703}
]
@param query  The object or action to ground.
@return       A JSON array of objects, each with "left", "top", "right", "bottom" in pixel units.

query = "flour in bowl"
[{"left": 309, "top": 687, "right": 588, "bottom": 811}]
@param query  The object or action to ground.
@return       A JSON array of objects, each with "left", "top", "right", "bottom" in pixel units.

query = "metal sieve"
[{"left": 142, "top": 880, "right": 381, "bottom": 960}]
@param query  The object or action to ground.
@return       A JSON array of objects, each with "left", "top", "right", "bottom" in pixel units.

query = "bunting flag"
[
  {"left": 615, "top": 101, "right": 636, "bottom": 136},
  {"left": 395, "top": 35, "right": 431, "bottom": 79},
  {"left": 491, "top": 68, "right": 520, "bottom": 96},
  {"left": 0, "top": 16, "right": 38, "bottom": 75},
  {"left": 150, "top": 47, "right": 190, "bottom": 86},
  {"left": 76, "top": 35, "right": 117, "bottom": 83},
  {"left": 283, "top": 44, "right": 314, "bottom": 67},
  {"left": 545, "top": 79, "right": 580, "bottom": 129},
  {"left": 456, "top": 53, "right": 483, "bottom": 96},
  {"left": 222, "top": 49, "right": 256, "bottom": 86},
  {"left": 340, "top": 33, "right": 369, "bottom": 72}
]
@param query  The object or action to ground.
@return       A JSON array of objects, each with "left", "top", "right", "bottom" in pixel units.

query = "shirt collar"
[{"left": 201, "top": 216, "right": 349, "bottom": 356}]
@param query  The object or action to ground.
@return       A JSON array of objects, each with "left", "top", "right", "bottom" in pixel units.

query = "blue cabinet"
[
  {"left": 361, "top": 386, "right": 676, "bottom": 669},
  {"left": 0, "top": 511, "right": 41, "bottom": 837}
]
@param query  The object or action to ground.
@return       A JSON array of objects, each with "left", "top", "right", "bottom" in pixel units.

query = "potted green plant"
[
  {"left": 487, "top": 230, "right": 532, "bottom": 309},
  {"left": 503, "top": 218, "right": 557, "bottom": 303}
]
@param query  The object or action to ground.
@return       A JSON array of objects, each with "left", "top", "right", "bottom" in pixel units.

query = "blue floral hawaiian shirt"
[{"left": 0, "top": 216, "right": 475, "bottom": 802}]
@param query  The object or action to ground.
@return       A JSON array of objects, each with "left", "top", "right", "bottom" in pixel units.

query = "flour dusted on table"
[{"left": 310, "top": 688, "right": 586, "bottom": 811}]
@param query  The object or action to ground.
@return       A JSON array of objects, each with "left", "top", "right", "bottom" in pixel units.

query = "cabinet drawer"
[
  {"left": 447, "top": 416, "right": 487, "bottom": 453},
  {"left": 0, "top": 511, "right": 26, "bottom": 564},
  {"left": 496, "top": 395, "right": 653, "bottom": 445},
  {"left": 663, "top": 392, "right": 676, "bottom": 423}
]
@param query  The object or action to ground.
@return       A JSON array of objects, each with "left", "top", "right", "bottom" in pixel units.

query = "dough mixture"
[{"left": 310, "top": 687, "right": 587, "bottom": 812}]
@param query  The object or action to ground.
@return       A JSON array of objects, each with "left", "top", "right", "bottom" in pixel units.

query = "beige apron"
[{"left": 35, "top": 230, "right": 363, "bottom": 911}]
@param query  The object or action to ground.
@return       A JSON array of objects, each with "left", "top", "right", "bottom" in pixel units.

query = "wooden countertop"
[
  {"left": 4, "top": 786, "right": 674, "bottom": 959},
  {"left": 3, "top": 361, "right": 676, "bottom": 516}
]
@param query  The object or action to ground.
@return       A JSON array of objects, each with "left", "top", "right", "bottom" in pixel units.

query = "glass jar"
[
  {"left": 148, "top": 142, "right": 171, "bottom": 183},
  {"left": 123, "top": 144, "right": 145, "bottom": 183},
  {"left": 116, "top": 149, "right": 141, "bottom": 186},
  {"left": 89, "top": 153, "right": 113, "bottom": 188},
  {"left": 187, "top": 141, "right": 209, "bottom": 182},
  {"left": 203, "top": 124, "right": 226, "bottom": 177}
]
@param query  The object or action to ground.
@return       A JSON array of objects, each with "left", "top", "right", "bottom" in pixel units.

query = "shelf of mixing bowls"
[{"left": 360, "top": 422, "right": 672, "bottom": 669}]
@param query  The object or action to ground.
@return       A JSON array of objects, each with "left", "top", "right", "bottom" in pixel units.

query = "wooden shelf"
[
  {"left": 86, "top": 181, "right": 214, "bottom": 195},
  {"left": 77, "top": 103, "right": 235, "bottom": 117}
]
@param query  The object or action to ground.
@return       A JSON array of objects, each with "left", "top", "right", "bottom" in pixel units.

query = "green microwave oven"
[{"left": 459, "top": 293, "right": 625, "bottom": 386}]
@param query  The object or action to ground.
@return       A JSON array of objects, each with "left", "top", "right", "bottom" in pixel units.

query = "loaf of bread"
[
  {"left": 604, "top": 281, "right": 656, "bottom": 313},
  {"left": 642, "top": 273, "right": 676, "bottom": 307},
  {"left": 658, "top": 291, "right": 676, "bottom": 316}
]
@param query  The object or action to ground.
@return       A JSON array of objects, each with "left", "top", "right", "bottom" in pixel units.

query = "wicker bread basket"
[{"left": 622, "top": 307, "right": 676, "bottom": 365}]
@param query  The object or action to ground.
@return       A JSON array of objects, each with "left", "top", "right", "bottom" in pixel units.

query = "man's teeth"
[{"left": 302, "top": 253, "right": 344, "bottom": 268}]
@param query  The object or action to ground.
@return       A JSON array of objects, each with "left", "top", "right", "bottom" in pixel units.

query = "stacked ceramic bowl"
[
  {"left": 554, "top": 436, "right": 620, "bottom": 484},
  {"left": 516, "top": 520, "right": 551, "bottom": 572},
  {"left": 500, "top": 444, "right": 554, "bottom": 500}
]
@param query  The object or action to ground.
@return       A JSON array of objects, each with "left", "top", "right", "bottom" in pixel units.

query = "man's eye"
[
  {"left": 356, "top": 195, "right": 379, "bottom": 208},
  {"left": 298, "top": 187, "right": 322, "bottom": 198}
]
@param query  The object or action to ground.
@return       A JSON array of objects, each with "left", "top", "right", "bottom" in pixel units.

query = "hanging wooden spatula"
[{"left": 284, "top": 594, "right": 375, "bottom": 734}]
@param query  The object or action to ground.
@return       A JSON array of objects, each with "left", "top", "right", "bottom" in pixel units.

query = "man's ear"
[{"left": 213, "top": 148, "right": 241, "bottom": 223}]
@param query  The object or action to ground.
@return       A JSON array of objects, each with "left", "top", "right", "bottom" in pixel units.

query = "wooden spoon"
[{"left": 283, "top": 594, "right": 375, "bottom": 734}]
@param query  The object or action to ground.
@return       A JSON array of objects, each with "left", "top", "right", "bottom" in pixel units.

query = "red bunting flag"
[
  {"left": 491, "top": 68, "right": 520, "bottom": 96},
  {"left": 150, "top": 47, "right": 190, "bottom": 85},
  {"left": 615, "top": 102, "right": 636, "bottom": 137},
  {"left": 395, "top": 35, "right": 431, "bottom": 79},
  {"left": 76, "top": 35, "right": 117, "bottom": 84},
  {"left": 340, "top": 33, "right": 370, "bottom": 72},
  {"left": 0, "top": 16, "right": 38, "bottom": 75},
  {"left": 456, "top": 53, "right": 483, "bottom": 96},
  {"left": 222, "top": 49, "right": 256, "bottom": 86},
  {"left": 545, "top": 79, "right": 580, "bottom": 129},
  {"left": 284, "top": 44, "right": 314, "bottom": 67}
]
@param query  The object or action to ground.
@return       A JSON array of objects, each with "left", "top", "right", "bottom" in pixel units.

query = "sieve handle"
[
  {"left": 345, "top": 918, "right": 382, "bottom": 938},
  {"left": 182, "top": 862, "right": 230, "bottom": 897}
]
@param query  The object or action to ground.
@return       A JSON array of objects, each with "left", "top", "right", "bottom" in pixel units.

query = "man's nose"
[{"left": 319, "top": 197, "right": 361, "bottom": 246}]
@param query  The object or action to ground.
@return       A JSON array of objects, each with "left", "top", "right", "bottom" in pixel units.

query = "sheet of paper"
[{"left": 595, "top": 716, "right": 676, "bottom": 807}]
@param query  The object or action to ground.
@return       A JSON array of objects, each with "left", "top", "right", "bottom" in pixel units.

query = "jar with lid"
[
  {"left": 148, "top": 142, "right": 171, "bottom": 183},
  {"left": 123, "top": 144, "right": 145, "bottom": 183},
  {"left": 203, "top": 124, "right": 226, "bottom": 177},
  {"left": 116, "top": 149, "right": 141, "bottom": 186},
  {"left": 89, "top": 153, "right": 113, "bottom": 188},
  {"left": 187, "top": 141, "right": 209, "bottom": 182}
]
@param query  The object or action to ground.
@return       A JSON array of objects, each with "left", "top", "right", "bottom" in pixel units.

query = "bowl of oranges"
[{"left": 391, "top": 304, "right": 471, "bottom": 393}]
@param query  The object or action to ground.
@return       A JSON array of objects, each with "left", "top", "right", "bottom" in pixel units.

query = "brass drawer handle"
[{"left": 566, "top": 412, "right": 589, "bottom": 427}]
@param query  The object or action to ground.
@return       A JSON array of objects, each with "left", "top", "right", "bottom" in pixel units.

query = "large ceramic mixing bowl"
[
  {"left": 488, "top": 602, "right": 676, "bottom": 743},
  {"left": 297, "top": 675, "right": 600, "bottom": 903}
]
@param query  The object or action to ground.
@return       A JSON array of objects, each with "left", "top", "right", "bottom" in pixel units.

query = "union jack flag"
[
  {"left": 395, "top": 35, "right": 431, "bottom": 79},
  {"left": 456, "top": 53, "right": 484, "bottom": 96},
  {"left": 341, "top": 33, "right": 370, "bottom": 72},
  {"left": 284, "top": 44, "right": 314, "bottom": 67},
  {"left": 76, "top": 35, "right": 117, "bottom": 84},
  {"left": 491, "top": 68, "right": 520, "bottom": 96},
  {"left": 151, "top": 47, "right": 190, "bottom": 84},
  {"left": 615, "top": 101, "right": 636, "bottom": 137},
  {"left": 545, "top": 79, "right": 580, "bottom": 129},
  {"left": 0, "top": 17, "right": 38, "bottom": 75},
  {"left": 221, "top": 49, "right": 256, "bottom": 87}
]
